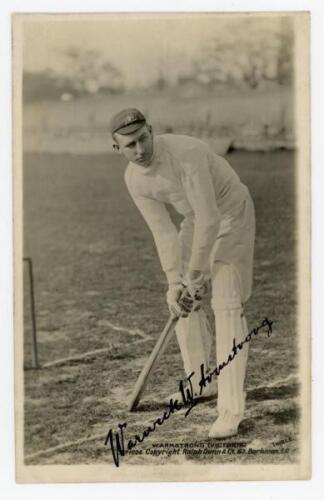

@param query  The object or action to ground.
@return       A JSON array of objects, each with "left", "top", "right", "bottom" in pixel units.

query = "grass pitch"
[{"left": 23, "top": 150, "right": 299, "bottom": 466}]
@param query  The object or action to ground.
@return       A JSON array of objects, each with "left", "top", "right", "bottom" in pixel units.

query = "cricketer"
[{"left": 110, "top": 108, "right": 255, "bottom": 438}]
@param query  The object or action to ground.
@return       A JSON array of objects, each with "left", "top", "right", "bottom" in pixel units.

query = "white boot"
[{"left": 208, "top": 407, "right": 244, "bottom": 438}]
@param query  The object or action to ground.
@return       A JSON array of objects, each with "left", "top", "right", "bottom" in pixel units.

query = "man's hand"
[
  {"left": 167, "top": 271, "right": 210, "bottom": 318},
  {"left": 184, "top": 271, "right": 210, "bottom": 302},
  {"left": 166, "top": 283, "right": 194, "bottom": 318}
]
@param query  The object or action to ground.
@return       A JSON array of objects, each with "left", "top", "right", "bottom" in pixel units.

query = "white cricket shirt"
[{"left": 125, "top": 134, "right": 254, "bottom": 299}]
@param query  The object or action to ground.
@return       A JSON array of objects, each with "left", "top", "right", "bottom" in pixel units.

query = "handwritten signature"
[{"left": 104, "top": 316, "right": 273, "bottom": 467}]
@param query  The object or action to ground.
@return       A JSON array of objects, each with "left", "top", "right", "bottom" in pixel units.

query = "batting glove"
[
  {"left": 166, "top": 283, "right": 194, "bottom": 318},
  {"left": 183, "top": 272, "right": 210, "bottom": 309}
]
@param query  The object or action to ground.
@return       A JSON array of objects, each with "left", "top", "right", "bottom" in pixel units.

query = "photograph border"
[{"left": 12, "top": 11, "right": 311, "bottom": 483}]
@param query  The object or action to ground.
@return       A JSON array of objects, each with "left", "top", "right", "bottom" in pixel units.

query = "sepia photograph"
[{"left": 13, "top": 12, "right": 310, "bottom": 482}]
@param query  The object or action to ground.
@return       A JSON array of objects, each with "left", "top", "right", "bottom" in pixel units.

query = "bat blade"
[{"left": 128, "top": 314, "right": 179, "bottom": 411}]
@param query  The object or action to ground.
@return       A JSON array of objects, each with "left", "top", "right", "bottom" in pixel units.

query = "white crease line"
[
  {"left": 102, "top": 320, "right": 149, "bottom": 340},
  {"left": 25, "top": 375, "right": 299, "bottom": 461},
  {"left": 41, "top": 321, "right": 151, "bottom": 367},
  {"left": 42, "top": 348, "right": 113, "bottom": 368},
  {"left": 247, "top": 374, "right": 299, "bottom": 392},
  {"left": 25, "top": 432, "right": 107, "bottom": 461},
  {"left": 43, "top": 338, "right": 150, "bottom": 368}
]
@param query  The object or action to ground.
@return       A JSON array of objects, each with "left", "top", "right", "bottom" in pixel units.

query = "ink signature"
[{"left": 104, "top": 316, "right": 274, "bottom": 467}]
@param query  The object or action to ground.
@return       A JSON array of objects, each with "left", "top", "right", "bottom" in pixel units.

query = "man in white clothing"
[{"left": 110, "top": 108, "right": 255, "bottom": 438}]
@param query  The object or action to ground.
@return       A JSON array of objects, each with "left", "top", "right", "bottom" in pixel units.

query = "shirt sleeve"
[
  {"left": 178, "top": 215, "right": 194, "bottom": 271},
  {"left": 127, "top": 191, "right": 183, "bottom": 285},
  {"left": 181, "top": 147, "right": 221, "bottom": 272}
]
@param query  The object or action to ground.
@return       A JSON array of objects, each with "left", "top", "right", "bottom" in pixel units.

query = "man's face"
[{"left": 114, "top": 124, "right": 154, "bottom": 167}]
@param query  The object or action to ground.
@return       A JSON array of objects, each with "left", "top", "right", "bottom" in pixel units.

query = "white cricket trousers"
[{"left": 175, "top": 262, "right": 249, "bottom": 416}]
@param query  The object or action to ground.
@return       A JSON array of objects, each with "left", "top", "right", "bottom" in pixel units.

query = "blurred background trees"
[
  {"left": 23, "top": 47, "right": 124, "bottom": 101},
  {"left": 179, "top": 17, "right": 294, "bottom": 92},
  {"left": 23, "top": 17, "right": 294, "bottom": 102}
]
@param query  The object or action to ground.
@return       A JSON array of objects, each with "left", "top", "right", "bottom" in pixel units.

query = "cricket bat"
[{"left": 128, "top": 314, "right": 179, "bottom": 411}]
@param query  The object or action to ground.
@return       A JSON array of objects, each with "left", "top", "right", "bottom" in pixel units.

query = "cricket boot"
[{"left": 208, "top": 404, "right": 245, "bottom": 439}]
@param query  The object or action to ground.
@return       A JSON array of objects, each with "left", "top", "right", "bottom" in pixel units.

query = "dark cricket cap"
[{"left": 110, "top": 108, "right": 147, "bottom": 136}]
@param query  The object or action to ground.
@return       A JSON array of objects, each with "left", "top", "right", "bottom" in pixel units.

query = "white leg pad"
[
  {"left": 211, "top": 263, "right": 249, "bottom": 416},
  {"left": 175, "top": 309, "right": 212, "bottom": 390}
]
